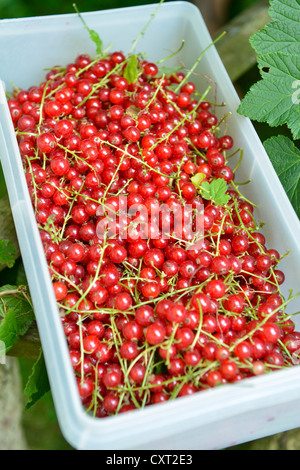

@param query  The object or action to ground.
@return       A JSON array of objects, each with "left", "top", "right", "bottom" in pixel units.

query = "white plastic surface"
[{"left": 0, "top": 1, "right": 300, "bottom": 450}]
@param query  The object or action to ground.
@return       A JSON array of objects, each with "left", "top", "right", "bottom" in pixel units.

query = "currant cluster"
[{"left": 8, "top": 49, "right": 299, "bottom": 418}]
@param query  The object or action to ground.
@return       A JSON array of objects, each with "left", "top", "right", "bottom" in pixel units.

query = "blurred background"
[
  {"left": 0, "top": 0, "right": 252, "bottom": 23},
  {"left": 0, "top": 0, "right": 293, "bottom": 451}
]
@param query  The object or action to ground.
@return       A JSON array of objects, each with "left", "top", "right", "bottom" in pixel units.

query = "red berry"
[
  {"left": 219, "top": 360, "right": 238, "bottom": 381},
  {"left": 206, "top": 370, "right": 223, "bottom": 387},
  {"left": 77, "top": 376, "right": 94, "bottom": 399},
  {"left": 146, "top": 322, "right": 166, "bottom": 345},
  {"left": 37, "top": 132, "right": 57, "bottom": 153},
  {"left": 205, "top": 279, "right": 226, "bottom": 299},
  {"left": 120, "top": 341, "right": 139, "bottom": 360},
  {"left": 114, "top": 292, "right": 133, "bottom": 311},
  {"left": 234, "top": 340, "right": 253, "bottom": 360},
  {"left": 122, "top": 320, "right": 143, "bottom": 341},
  {"left": 53, "top": 281, "right": 67, "bottom": 301},
  {"left": 259, "top": 322, "right": 281, "bottom": 344}
]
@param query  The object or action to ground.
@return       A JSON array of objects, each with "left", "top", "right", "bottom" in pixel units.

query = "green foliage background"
[{"left": 0, "top": 0, "right": 162, "bottom": 17}]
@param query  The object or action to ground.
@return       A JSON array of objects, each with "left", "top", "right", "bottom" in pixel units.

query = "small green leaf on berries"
[
  {"left": 200, "top": 178, "right": 231, "bottom": 206},
  {"left": 191, "top": 172, "right": 206, "bottom": 188},
  {"left": 124, "top": 54, "right": 140, "bottom": 84}
]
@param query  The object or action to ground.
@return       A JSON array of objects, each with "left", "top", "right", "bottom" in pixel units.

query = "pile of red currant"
[{"left": 7, "top": 49, "right": 300, "bottom": 417}]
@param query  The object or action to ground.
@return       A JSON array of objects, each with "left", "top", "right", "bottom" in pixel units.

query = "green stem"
[
  {"left": 174, "top": 31, "right": 226, "bottom": 93},
  {"left": 129, "top": 0, "right": 165, "bottom": 54},
  {"left": 156, "top": 39, "right": 185, "bottom": 65}
]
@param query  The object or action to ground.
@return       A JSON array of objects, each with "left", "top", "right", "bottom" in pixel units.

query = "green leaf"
[
  {"left": 250, "top": 0, "right": 300, "bottom": 55},
  {"left": 199, "top": 178, "right": 231, "bottom": 206},
  {"left": 250, "top": 21, "right": 300, "bottom": 56},
  {"left": 264, "top": 135, "right": 300, "bottom": 217},
  {"left": 0, "top": 239, "right": 16, "bottom": 268},
  {"left": 88, "top": 29, "right": 103, "bottom": 56},
  {"left": 238, "top": 0, "right": 300, "bottom": 140},
  {"left": 0, "top": 285, "right": 34, "bottom": 339},
  {"left": 238, "top": 52, "right": 300, "bottom": 140},
  {"left": 0, "top": 308, "right": 18, "bottom": 353},
  {"left": 123, "top": 54, "right": 140, "bottom": 84},
  {"left": 24, "top": 348, "right": 50, "bottom": 410},
  {"left": 73, "top": 3, "right": 103, "bottom": 56},
  {"left": 192, "top": 174, "right": 230, "bottom": 206},
  {"left": 268, "top": 0, "right": 300, "bottom": 27},
  {"left": 191, "top": 172, "right": 206, "bottom": 188},
  {"left": 0, "top": 164, "right": 8, "bottom": 199},
  {"left": 0, "top": 285, "right": 47, "bottom": 409}
]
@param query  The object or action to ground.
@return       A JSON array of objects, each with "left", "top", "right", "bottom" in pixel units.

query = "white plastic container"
[{"left": 1, "top": 1, "right": 300, "bottom": 450}]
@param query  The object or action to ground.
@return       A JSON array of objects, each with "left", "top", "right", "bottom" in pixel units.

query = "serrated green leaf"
[
  {"left": 238, "top": 52, "right": 300, "bottom": 140},
  {"left": 89, "top": 29, "right": 103, "bottom": 56},
  {"left": 269, "top": 0, "right": 300, "bottom": 27},
  {"left": 264, "top": 135, "right": 300, "bottom": 218},
  {"left": 250, "top": 21, "right": 300, "bottom": 56},
  {"left": 123, "top": 54, "right": 140, "bottom": 84},
  {"left": 199, "top": 178, "right": 231, "bottom": 206},
  {"left": 24, "top": 348, "right": 50, "bottom": 410},
  {"left": 239, "top": 0, "right": 300, "bottom": 141},
  {"left": 0, "top": 308, "right": 18, "bottom": 353},
  {"left": 0, "top": 285, "right": 34, "bottom": 337},
  {"left": 0, "top": 239, "right": 16, "bottom": 268}
]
